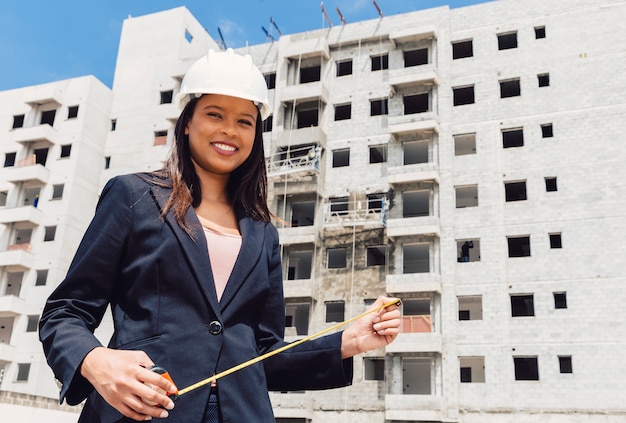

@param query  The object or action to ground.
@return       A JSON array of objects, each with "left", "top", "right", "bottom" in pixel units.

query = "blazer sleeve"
[
  {"left": 38, "top": 176, "right": 134, "bottom": 405},
  {"left": 259, "top": 224, "right": 353, "bottom": 392}
]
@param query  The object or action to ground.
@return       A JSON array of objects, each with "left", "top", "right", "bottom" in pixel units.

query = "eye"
[
  {"left": 239, "top": 119, "right": 254, "bottom": 127},
  {"left": 207, "top": 112, "right": 222, "bottom": 119}
]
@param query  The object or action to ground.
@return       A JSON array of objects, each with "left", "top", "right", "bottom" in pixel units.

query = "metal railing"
[
  {"left": 322, "top": 199, "right": 387, "bottom": 227},
  {"left": 266, "top": 146, "right": 320, "bottom": 178}
]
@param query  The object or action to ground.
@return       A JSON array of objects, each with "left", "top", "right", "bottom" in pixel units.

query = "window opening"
[
  {"left": 545, "top": 177, "right": 558, "bottom": 192},
  {"left": 498, "top": 32, "right": 518, "bottom": 50},
  {"left": 286, "top": 249, "right": 313, "bottom": 280},
  {"left": 370, "top": 98, "right": 388, "bottom": 116},
  {"left": 454, "top": 133, "right": 476, "bottom": 156},
  {"left": 13, "top": 114, "right": 25, "bottom": 129},
  {"left": 363, "top": 358, "right": 385, "bottom": 381},
  {"left": 452, "top": 40, "right": 473, "bottom": 59},
  {"left": 404, "top": 93, "right": 429, "bottom": 114},
  {"left": 457, "top": 239, "right": 480, "bottom": 263},
  {"left": 550, "top": 233, "right": 562, "bottom": 249},
  {"left": 285, "top": 302, "right": 310, "bottom": 336},
  {"left": 105, "top": 156, "right": 111, "bottom": 169},
  {"left": 36, "top": 269, "right": 49, "bottom": 286},
  {"left": 264, "top": 73, "right": 276, "bottom": 89},
  {"left": 300, "top": 65, "right": 321, "bottom": 84},
  {"left": 502, "top": 128, "right": 524, "bottom": 148},
  {"left": 160, "top": 90, "right": 173, "bottom": 104},
  {"left": 111, "top": 119, "right": 117, "bottom": 131},
  {"left": 67, "top": 105, "right": 79, "bottom": 119},
  {"left": 538, "top": 73, "right": 550, "bottom": 87},
  {"left": 4, "top": 152, "right": 16, "bottom": 167},
  {"left": 535, "top": 26, "right": 546, "bottom": 39},
  {"left": 6, "top": 272, "right": 23, "bottom": 296},
  {"left": 460, "top": 357, "right": 485, "bottom": 383},
  {"left": 453, "top": 86, "right": 475, "bottom": 106},
  {"left": 508, "top": 236, "right": 531, "bottom": 257},
  {"left": 60, "top": 144, "right": 72, "bottom": 158},
  {"left": 369, "top": 145, "right": 387, "bottom": 164},
  {"left": 554, "top": 292, "right": 567, "bottom": 309},
  {"left": 51, "top": 184, "right": 64, "bottom": 200},
  {"left": 327, "top": 248, "right": 347, "bottom": 269},
  {"left": 290, "top": 201, "right": 315, "bottom": 227},
  {"left": 330, "top": 197, "right": 349, "bottom": 216},
  {"left": 404, "top": 48, "right": 428, "bottom": 67},
  {"left": 16, "top": 363, "right": 31, "bottom": 382},
  {"left": 44, "top": 226, "right": 57, "bottom": 242},
  {"left": 334, "top": 103, "right": 351, "bottom": 121},
  {"left": 541, "top": 123, "right": 553, "bottom": 138},
  {"left": 40, "top": 109, "right": 56, "bottom": 126},
  {"left": 403, "top": 243, "right": 429, "bottom": 274},
  {"left": 26, "top": 315, "right": 39, "bottom": 332},
  {"left": 403, "top": 140, "right": 429, "bottom": 165},
  {"left": 402, "top": 357, "right": 432, "bottom": 394},
  {"left": 263, "top": 115, "right": 273, "bottom": 132},
  {"left": 34, "top": 147, "right": 49, "bottom": 165},
  {"left": 500, "top": 78, "right": 521, "bottom": 98},
  {"left": 371, "top": 54, "right": 388, "bottom": 71},
  {"left": 332, "top": 148, "right": 350, "bottom": 168},
  {"left": 336, "top": 59, "right": 353, "bottom": 76},
  {"left": 154, "top": 130, "right": 168, "bottom": 146},
  {"left": 296, "top": 108, "right": 318, "bottom": 128},
  {"left": 366, "top": 246, "right": 386, "bottom": 266},
  {"left": 511, "top": 294, "right": 535, "bottom": 316},
  {"left": 403, "top": 190, "right": 429, "bottom": 217},
  {"left": 325, "top": 301, "right": 345, "bottom": 322},
  {"left": 514, "top": 357, "right": 539, "bottom": 380},
  {"left": 0, "top": 191, "right": 7, "bottom": 207},
  {"left": 505, "top": 181, "right": 527, "bottom": 202},
  {"left": 458, "top": 296, "right": 482, "bottom": 320},
  {"left": 559, "top": 356, "right": 572, "bottom": 373},
  {"left": 455, "top": 185, "right": 478, "bottom": 208}
]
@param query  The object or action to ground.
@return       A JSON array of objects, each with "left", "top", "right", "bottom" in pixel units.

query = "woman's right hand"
[{"left": 80, "top": 347, "right": 176, "bottom": 421}]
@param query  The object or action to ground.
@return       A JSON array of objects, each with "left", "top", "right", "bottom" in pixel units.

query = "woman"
[{"left": 39, "top": 49, "right": 401, "bottom": 422}]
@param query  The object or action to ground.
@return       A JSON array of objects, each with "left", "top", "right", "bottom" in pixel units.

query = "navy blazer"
[{"left": 40, "top": 173, "right": 352, "bottom": 423}]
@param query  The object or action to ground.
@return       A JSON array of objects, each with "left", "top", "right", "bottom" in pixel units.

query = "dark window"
[
  {"left": 300, "top": 66, "right": 321, "bottom": 84},
  {"left": 154, "top": 130, "right": 168, "bottom": 146},
  {"left": 538, "top": 73, "right": 550, "bottom": 87},
  {"left": 369, "top": 145, "right": 387, "bottom": 164},
  {"left": 337, "top": 60, "right": 353, "bottom": 76},
  {"left": 502, "top": 128, "right": 524, "bottom": 148},
  {"left": 559, "top": 356, "right": 572, "bottom": 373},
  {"left": 458, "top": 310, "right": 470, "bottom": 321},
  {"left": 366, "top": 246, "right": 386, "bottom": 266},
  {"left": 34, "top": 147, "right": 48, "bottom": 165},
  {"left": 404, "top": 48, "right": 428, "bottom": 67},
  {"left": 334, "top": 104, "right": 351, "bottom": 121},
  {"left": 452, "top": 40, "right": 473, "bottom": 59},
  {"left": 160, "top": 90, "right": 173, "bottom": 104},
  {"left": 327, "top": 248, "right": 347, "bottom": 269},
  {"left": 17, "top": 363, "right": 31, "bottom": 382},
  {"left": 511, "top": 294, "right": 535, "bottom": 316},
  {"left": 41, "top": 110, "right": 56, "bottom": 126},
  {"left": 264, "top": 73, "right": 276, "bottom": 89},
  {"left": 13, "top": 114, "right": 25, "bottom": 129},
  {"left": 550, "top": 233, "right": 562, "bottom": 249},
  {"left": 404, "top": 93, "right": 429, "bottom": 114},
  {"left": 535, "top": 26, "right": 546, "bottom": 39},
  {"left": 370, "top": 99, "right": 388, "bottom": 116},
  {"left": 26, "top": 315, "right": 39, "bottom": 332},
  {"left": 263, "top": 115, "right": 273, "bottom": 132},
  {"left": 60, "top": 144, "right": 72, "bottom": 158},
  {"left": 4, "top": 152, "right": 17, "bottom": 167},
  {"left": 508, "top": 236, "right": 531, "bottom": 257},
  {"left": 105, "top": 156, "right": 111, "bottom": 169},
  {"left": 545, "top": 177, "right": 558, "bottom": 192},
  {"left": 297, "top": 109, "right": 318, "bottom": 128},
  {"left": 51, "top": 184, "right": 64, "bottom": 200},
  {"left": 326, "top": 301, "right": 345, "bottom": 322},
  {"left": 367, "top": 193, "right": 385, "bottom": 211},
  {"left": 0, "top": 191, "right": 6, "bottom": 207},
  {"left": 498, "top": 32, "right": 518, "bottom": 50},
  {"left": 332, "top": 149, "right": 350, "bottom": 168},
  {"left": 554, "top": 292, "right": 567, "bottom": 309},
  {"left": 35, "top": 269, "right": 48, "bottom": 286},
  {"left": 330, "top": 197, "right": 349, "bottom": 216},
  {"left": 505, "top": 181, "right": 527, "bottom": 202},
  {"left": 541, "top": 123, "right": 553, "bottom": 138},
  {"left": 460, "top": 367, "right": 472, "bottom": 383},
  {"left": 44, "top": 226, "right": 57, "bottom": 242},
  {"left": 371, "top": 54, "right": 388, "bottom": 71},
  {"left": 514, "top": 357, "right": 539, "bottom": 380},
  {"left": 364, "top": 358, "right": 385, "bottom": 381},
  {"left": 500, "top": 79, "right": 521, "bottom": 98},
  {"left": 111, "top": 119, "right": 117, "bottom": 131},
  {"left": 453, "top": 86, "right": 475, "bottom": 106},
  {"left": 67, "top": 105, "right": 79, "bottom": 118}
]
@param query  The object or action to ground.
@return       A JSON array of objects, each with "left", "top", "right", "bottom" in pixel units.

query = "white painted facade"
[{"left": 1, "top": 1, "right": 625, "bottom": 421}]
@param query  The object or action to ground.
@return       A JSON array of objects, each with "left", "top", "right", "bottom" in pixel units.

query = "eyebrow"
[{"left": 199, "top": 104, "right": 257, "bottom": 120}]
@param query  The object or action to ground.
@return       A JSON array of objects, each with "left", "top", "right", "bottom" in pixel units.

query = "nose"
[{"left": 220, "top": 120, "right": 237, "bottom": 138}]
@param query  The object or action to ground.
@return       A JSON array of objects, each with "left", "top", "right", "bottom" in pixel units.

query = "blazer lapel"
[
  {"left": 148, "top": 183, "right": 222, "bottom": 317},
  {"left": 218, "top": 215, "right": 265, "bottom": 310}
]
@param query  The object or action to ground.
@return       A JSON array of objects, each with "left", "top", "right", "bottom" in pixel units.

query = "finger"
[{"left": 126, "top": 394, "right": 170, "bottom": 420}]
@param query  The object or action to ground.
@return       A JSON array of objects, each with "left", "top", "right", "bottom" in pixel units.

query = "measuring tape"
[{"left": 152, "top": 298, "right": 400, "bottom": 400}]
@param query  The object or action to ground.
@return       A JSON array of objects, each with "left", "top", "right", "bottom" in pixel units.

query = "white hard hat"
[{"left": 175, "top": 49, "right": 271, "bottom": 121}]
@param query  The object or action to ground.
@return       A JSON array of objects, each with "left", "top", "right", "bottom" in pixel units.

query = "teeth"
[{"left": 213, "top": 142, "right": 236, "bottom": 152}]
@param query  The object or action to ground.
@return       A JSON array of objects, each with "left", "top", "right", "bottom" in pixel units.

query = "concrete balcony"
[
  {"left": 389, "top": 114, "right": 438, "bottom": 136},
  {"left": 24, "top": 84, "right": 63, "bottom": 106},
  {"left": 283, "top": 278, "right": 315, "bottom": 300},
  {"left": 278, "top": 226, "right": 317, "bottom": 246},
  {"left": 387, "top": 163, "right": 439, "bottom": 186},
  {"left": 279, "top": 80, "right": 329, "bottom": 105},
  {"left": 386, "top": 332, "right": 442, "bottom": 354},
  {"left": 281, "top": 36, "right": 329, "bottom": 60},
  {"left": 386, "top": 273, "right": 442, "bottom": 294},
  {"left": 390, "top": 67, "right": 439, "bottom": 91},
  {"left": 0, "top": 247, "right": 35, "bottom": 270},
  {"left": 0, "top": 295, "right": 27, "bottom": 317},
  {"left": 0, "top": 342, "right": 17, "bottom": 364},
  {"left": 12, "top": 124, "right": 60, "bottom": 145},
  {"left": 386, "top": 216, "right": 440, "bottom": 238},
  {"left": 390, "top": 28, "right": 437, "bottom": 46},
  {"left": 0, "top": 206, "right": 43, "bottom": 226},
  {"left": 276, "top": 126, "right": 327, "bottom": 150},
  {"left": 385, "top": 394, "right": 444, "bottom": 422},
  {"left": 2, "top": 163, "right": 50, "bottom": 184}
]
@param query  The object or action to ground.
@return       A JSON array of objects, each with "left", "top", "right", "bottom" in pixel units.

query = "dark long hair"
[{"left": 156, "top": 97, "right": 270, "bottom": 235}]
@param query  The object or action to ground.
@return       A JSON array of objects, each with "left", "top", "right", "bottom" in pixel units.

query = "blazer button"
[{"left": 208, "top": 321, "right": 223, "bottom": 335}]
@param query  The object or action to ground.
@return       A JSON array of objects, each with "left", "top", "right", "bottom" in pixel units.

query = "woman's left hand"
[{"left": 341, "top": 296, "right": 401, "bottom": 359}]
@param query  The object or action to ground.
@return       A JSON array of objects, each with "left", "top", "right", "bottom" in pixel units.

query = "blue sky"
[{"left": 0, "top": 0, "right": 488, "bottom": 91}]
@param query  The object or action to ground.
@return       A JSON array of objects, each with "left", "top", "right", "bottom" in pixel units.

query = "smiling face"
[{"left": 185, "top": 94, "right": 259, "bottom": 178}]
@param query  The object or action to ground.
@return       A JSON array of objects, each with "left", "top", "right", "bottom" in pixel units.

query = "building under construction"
[{"left": 1, "top": 0, "right": 625, "bottom": 421}]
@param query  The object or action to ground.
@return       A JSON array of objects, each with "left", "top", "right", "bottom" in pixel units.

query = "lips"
[{"left": 211, "top": 142, "right": 238, "bottom": 152}]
